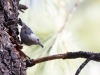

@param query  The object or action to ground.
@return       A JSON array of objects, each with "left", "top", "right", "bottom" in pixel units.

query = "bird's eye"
[{"left": 37, "top": 39, "right": 39, "bottom": 41}]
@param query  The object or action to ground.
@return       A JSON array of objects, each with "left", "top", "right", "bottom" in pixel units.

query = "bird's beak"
[{"left": 38, "top": 42, "right": 44, "bottom": 48}]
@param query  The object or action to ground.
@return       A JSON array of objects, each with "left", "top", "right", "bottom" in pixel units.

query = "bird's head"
[{"left": 36, "top": 38, "right": 44, "bottom": 48}]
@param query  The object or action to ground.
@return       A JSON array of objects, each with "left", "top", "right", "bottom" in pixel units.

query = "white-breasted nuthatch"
[{"left": 19, "top": 19, "right": 44, "bottom": 48}]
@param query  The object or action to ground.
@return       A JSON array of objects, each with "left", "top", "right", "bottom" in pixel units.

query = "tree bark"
[{"left": 0, "top": 0, "right": 26, "bottom": 75}]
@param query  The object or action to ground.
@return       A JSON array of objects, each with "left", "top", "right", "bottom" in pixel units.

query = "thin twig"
[
  {"left": 33, "top": 53, "right": 66, "bottom": 64},
  {"left": 75, "top": 55, "right": 95, "bottom": 75},
  {"left": 59, "top": 0, "right": 83, "bottom": 33},
  {"left": 26, "top": 51, "right": 100, "bottom": 67}
]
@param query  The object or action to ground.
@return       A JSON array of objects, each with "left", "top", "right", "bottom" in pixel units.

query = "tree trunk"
[{"left": 0, "top": 0, "right": 26, "bottom": 75}]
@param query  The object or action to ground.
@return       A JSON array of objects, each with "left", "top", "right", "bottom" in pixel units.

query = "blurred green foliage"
[{"left": 19, "top": 0, "right": 100, "bottom": 75}]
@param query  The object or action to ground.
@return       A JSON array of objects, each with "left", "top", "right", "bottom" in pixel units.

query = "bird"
[{"left": 19, "top": 19, "right": 44, "bottom": 48}]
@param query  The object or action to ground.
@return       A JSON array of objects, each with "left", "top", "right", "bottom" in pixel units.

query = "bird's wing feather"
[{"left": 25, "top": 27, "right": 34, "bottom": 34}]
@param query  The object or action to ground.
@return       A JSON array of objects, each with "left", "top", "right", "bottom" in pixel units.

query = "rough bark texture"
[{"left": 0, "top": 0, "right": 26, "bottom": 75}]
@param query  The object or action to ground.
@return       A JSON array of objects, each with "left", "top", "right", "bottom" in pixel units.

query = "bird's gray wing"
[{"left": 25, "top": 27, "right": 34, "bottom": 34}]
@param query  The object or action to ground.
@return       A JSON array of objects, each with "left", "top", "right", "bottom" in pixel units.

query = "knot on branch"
[{"left": 18, "top": 4, "right": 28, "bottom": 13}]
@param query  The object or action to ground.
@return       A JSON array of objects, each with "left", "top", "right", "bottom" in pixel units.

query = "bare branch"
[
  {"left": 26, "top": 51, "right": 100, "bottom": 67},
  {"left": 75, "top": 55, "right": 95, "bottom": 75}
]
